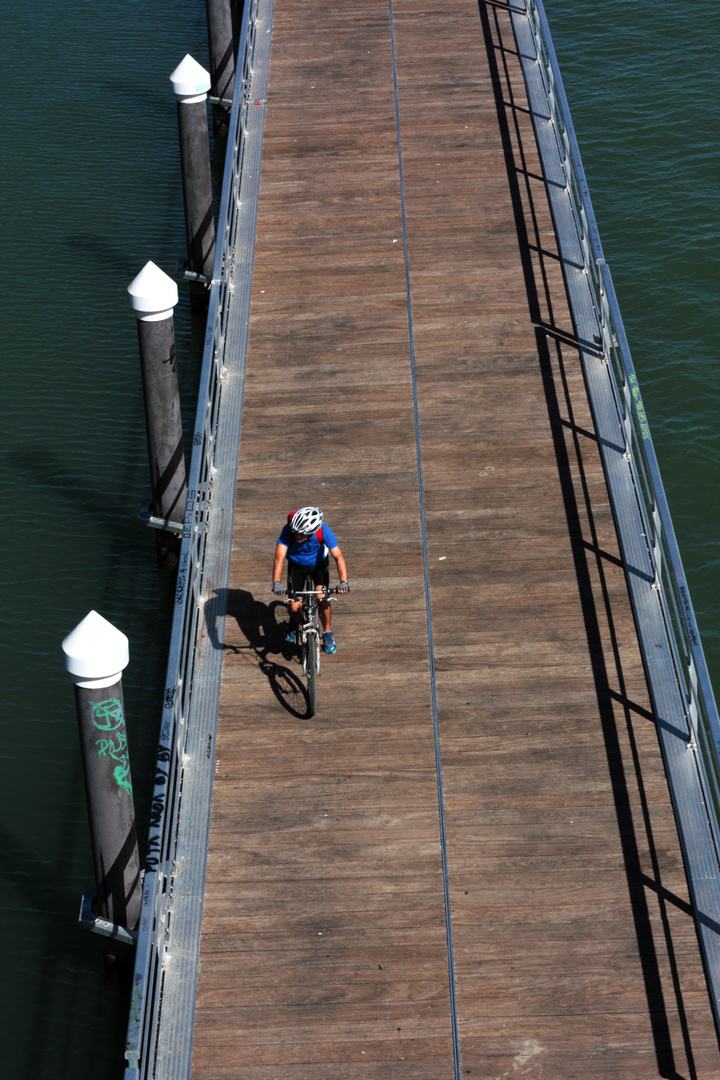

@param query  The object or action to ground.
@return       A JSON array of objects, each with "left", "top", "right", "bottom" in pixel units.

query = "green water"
[{"left": 0, "top": 0, "right": 717, "bottom": 1076}]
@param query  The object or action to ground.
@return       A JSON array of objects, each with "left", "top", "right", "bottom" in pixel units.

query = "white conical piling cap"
[
  {"left": 62, "top": 610, "right": 129, "bottom": 686},
  {"left": 170, "top": 54, "right": 211, "bottom": 103},
  {"left": 127, "top": 261, "right": 179, "bottom": 322}
]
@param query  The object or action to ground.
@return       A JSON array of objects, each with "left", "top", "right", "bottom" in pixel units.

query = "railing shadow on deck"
[
  {"left": 478, "top": 3, "right": 701, "bottom": 1078},
  {"left": 209, "top": 588, "right": 311, "bottom": 719}
]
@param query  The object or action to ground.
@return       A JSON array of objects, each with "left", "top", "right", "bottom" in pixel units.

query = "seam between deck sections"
[{"left": 388, "top": 3, "right": 461, "bottom": 1077}]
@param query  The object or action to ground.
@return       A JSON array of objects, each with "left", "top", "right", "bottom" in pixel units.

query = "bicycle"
[{"left": 282, "top": 576, "right": 343, "bottom": 716}]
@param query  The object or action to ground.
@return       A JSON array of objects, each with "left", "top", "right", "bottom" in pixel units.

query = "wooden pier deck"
[{"left": 189, "top": 1, "right": 720, "bottom": 1076}]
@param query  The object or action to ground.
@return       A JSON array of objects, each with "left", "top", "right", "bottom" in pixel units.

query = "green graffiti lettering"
[
  {"left": 92, "top": 698, "right": 124, "bottom": 731},
  {"left": 92, "top": 698, "right": 133, "bottom": 796}
]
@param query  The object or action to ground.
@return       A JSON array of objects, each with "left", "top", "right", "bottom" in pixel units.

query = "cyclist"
[{"left": 272, "top": 506, "right": 349, "bottom": 654}]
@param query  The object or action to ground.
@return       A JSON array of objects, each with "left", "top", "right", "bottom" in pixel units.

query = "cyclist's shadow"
[{"left": 213, "top": 587, "right": 310, "bottom": 719}]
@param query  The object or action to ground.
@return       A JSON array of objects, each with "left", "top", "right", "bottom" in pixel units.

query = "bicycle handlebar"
[{"left": 275, "top": 586, "right": 349, "bottom": 598}]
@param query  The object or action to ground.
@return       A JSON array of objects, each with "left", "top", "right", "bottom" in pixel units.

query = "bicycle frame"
[
  {"left": 289, "top": 589, "right": 323, "bottom": 676},
  {"left": 285, "top": 584, "right": 340, "bottom": 715}
]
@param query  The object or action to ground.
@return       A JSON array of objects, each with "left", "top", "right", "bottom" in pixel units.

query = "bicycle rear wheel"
[{"left": 306, "top": 634, "right": 317, "bottom": 716}]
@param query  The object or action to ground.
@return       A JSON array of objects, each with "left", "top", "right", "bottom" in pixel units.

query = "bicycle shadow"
[{"left": 212, "top": 587, "right": 311, "bottom": 719}]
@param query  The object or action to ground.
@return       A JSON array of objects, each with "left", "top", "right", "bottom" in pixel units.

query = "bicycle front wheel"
[{"left": 306, "top": 634, "right": 317, "bottom": 717}]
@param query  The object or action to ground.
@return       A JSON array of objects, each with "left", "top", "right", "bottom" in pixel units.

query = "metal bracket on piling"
[
  {"left": 79, "top": 888, "right": 138, "bottom": 946},
  {"left": 123, "top": 1057, "right": 140, "bottom": 1080},
  {"left": 175, "top": 259, "right": 217, "bottom": 286},
  {"left": 209, "top": 95, "right": 234, "bottom": 108},
  {"left": 139, "top": 500, "right": 184, "bottom": 535}
]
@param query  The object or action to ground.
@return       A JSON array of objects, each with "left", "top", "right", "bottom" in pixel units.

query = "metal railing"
[
  {"left": 522, "top": 0, "right": 720, "bottom": 840},
  {"left": 123, "top": 2, "right": 262, "bottom": 1075},
  {"left": 515, "top": 0, "right": 720, "bottom": 1029}
]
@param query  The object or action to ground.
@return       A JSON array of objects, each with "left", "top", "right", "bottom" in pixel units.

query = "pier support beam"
[
  {"left": 127, "top": 261, "right": 187, "bottom": 566},
  {"left": 170, "top": 54, "right": 216, "bottom": 309},
  {"left": 62, "top": 611, "right": 141, "bottom": 933},
  {"left": 205, "top": 0, "right": 236, "bottom": 134}
]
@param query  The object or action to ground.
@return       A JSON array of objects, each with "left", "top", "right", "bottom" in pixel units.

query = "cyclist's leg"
[
  {"left": 313, "top": 563, "right": 336, "bottom": 653},
  {"left": 312, "top": 562, "right": 332, "bottom": 632},
  {"left": 286, "top": 563, "right": 305, "bottom": 623}
]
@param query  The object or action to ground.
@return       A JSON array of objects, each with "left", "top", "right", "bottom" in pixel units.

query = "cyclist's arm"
[
  {"left": 329, "top": 545, "right": 347, "bottom": 584},
  {"left": 273, "top": 543, "right": 288, "bottom": 585}
]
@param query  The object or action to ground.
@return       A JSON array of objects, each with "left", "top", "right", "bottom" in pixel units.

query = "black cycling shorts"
[{"left": 287, "top": 560, "right": 329, "bottom": 593}]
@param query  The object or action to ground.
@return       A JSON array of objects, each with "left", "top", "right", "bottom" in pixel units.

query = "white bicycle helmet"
[{"left": 290, "top": 506, "right": 323, "bottom": 535}]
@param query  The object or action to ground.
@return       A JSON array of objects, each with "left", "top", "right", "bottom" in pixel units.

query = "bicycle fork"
[{"left": 300, "top": 623, "right": 321, "bottom": 676}]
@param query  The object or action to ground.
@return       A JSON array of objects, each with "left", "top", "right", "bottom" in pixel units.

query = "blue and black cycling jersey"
[{"left": 277, "top": 522, "right": 338, "bottom": 567}]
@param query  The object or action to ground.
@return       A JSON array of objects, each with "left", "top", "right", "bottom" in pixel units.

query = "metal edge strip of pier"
[
  {"left": 509, "top": 0, "right": 720, "bottom": 1039},
  {"left": 123, "top": 1, "right": 274, "bottom": 1076}
]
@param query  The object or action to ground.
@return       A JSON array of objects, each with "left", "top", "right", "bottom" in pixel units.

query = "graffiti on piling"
[{"left": 91, "top": 698, "right": 133, "bottom": 796}]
